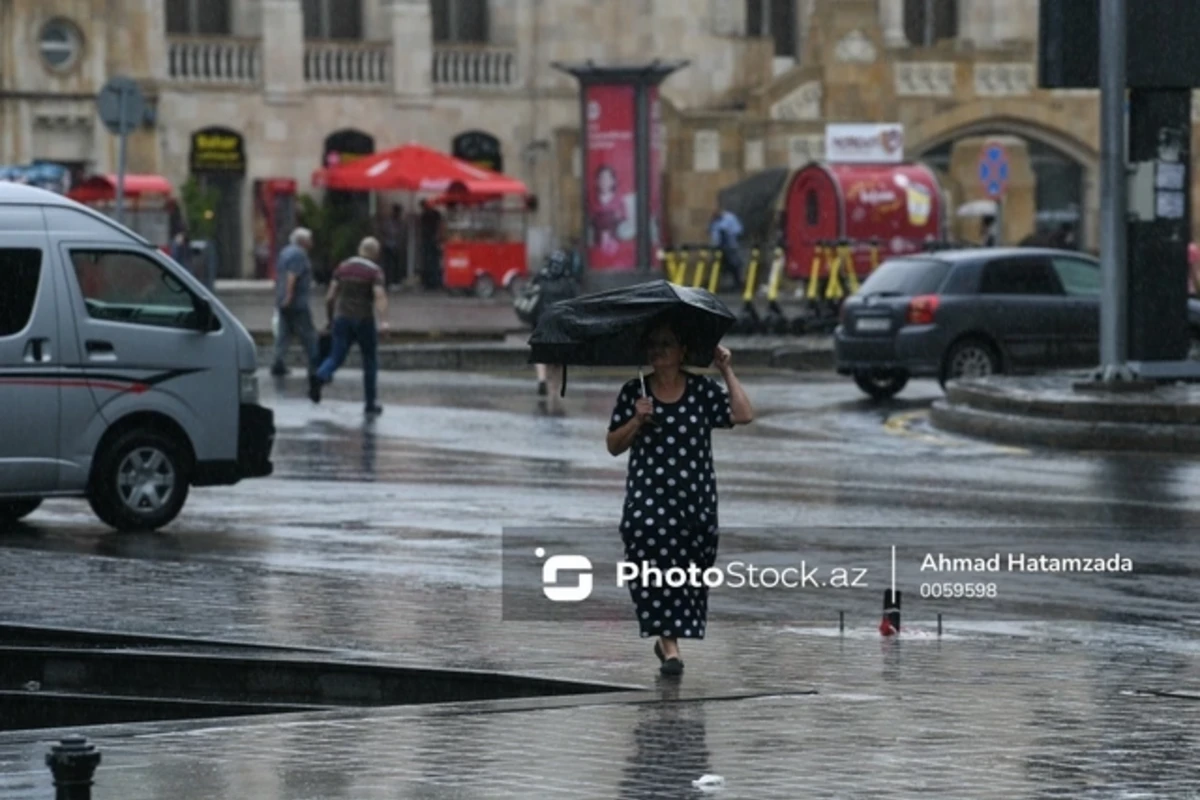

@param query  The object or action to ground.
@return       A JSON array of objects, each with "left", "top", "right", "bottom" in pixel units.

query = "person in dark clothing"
[
  {"left": 379, "top": 204, "right": 405, "bottom": 287},
  {"left": 419, "top": 200, "right": 444, "bottom": 290},
  {"left": 708, "top": 207, "right": 744, "bottom": 292},
  {"left": 530, "top": 249, "right": 581, "bottom": 406}
]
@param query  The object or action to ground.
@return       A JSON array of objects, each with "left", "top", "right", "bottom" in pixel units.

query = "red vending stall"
[{"left": 783, "top": 162, "right": 945, "bottom": 280}]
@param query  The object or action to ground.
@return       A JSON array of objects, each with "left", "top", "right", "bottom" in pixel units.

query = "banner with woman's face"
[{"left": 584, "top": 84, "right": 637, "bottom": 271}]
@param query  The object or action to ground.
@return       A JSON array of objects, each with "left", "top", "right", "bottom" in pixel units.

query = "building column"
[
  {"left": 878, "top": 0, "right": 908, "bottom": 47},
  {"left": 262, "top": 0, "right": 304, "bottom": 102},
  {"left": 392, "top": 0, "right": 433, "bottom": 103}
]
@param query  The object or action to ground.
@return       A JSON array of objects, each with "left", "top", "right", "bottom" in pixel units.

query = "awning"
[
  {"left": 67, "top": 174, "right": 174, "bottom": 202},
  {"left": 311, "top": 143, "right": 527, "bottom": 196}
]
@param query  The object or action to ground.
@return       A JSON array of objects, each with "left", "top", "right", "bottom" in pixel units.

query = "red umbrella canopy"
[{"left": 312, "top": 143, "right": 526, "bottom": 195}]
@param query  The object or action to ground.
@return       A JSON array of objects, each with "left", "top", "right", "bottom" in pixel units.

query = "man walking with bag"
[
  {"left": 271, "top": 227, "right": 318, "bottom": 377},
  {"left": 309, "top": 237, "right": 390, "bottom": 415}
]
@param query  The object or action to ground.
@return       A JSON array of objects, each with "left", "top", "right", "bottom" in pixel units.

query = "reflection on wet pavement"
[{"left": 2, "top": 370, "right": 1200, "bottom": 798}]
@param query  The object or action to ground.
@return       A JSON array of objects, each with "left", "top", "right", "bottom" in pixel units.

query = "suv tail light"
[{"left": 906, "top": 294, "right": 939, "bottom": 326}]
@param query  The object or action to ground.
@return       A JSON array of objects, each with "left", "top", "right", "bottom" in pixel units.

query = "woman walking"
[{"left": 606, "top": 318, "right": 753, "bottom": 675}]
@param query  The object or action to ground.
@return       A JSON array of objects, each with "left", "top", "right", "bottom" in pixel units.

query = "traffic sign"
[
  {"left": 977, "top": 141, "right": 1010, "bottom": 199},
  {"left": 96, "top": 76, "right": 146, "bottom": 135}
]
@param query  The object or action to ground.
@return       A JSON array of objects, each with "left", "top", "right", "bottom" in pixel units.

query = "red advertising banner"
[{"left": 584, "top": 84, "right": 637, "bottom": 271}]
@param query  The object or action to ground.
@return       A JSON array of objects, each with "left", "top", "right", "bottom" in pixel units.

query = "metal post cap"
[{"left": 46, "top": 735, "right": 101, "bottom": 780}]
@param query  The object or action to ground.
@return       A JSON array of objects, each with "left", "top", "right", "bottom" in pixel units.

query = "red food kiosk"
[
  {"left": 313, "top": 143, "right": 531, "bottom": 296},
  {"left": 782, "top": 162, "right": 945, "bottom": 280}
]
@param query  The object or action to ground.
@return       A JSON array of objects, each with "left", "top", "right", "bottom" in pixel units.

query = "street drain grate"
[{"left": 0, "top": 624, "right": 625, "bottom": 732}]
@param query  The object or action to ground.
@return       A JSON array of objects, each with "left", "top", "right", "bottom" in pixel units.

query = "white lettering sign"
[{"left": 825, "top": 123, "right": 905, "bottom": 164}]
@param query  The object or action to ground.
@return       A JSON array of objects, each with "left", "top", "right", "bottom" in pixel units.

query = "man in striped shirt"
[{"left": 309, "top": 237, "right": 390, "bottom": 414}]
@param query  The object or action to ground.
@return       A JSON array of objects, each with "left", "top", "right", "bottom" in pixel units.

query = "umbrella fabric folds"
[
  {"left": 528, "top": 280, "right": 736, "bottom": 381},
  {"left": 957, "top": 199, "right": 999, "bottom": 218}
]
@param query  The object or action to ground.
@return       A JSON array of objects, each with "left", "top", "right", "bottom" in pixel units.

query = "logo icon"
[
  {"left": 537, "top": 548, "right": 594, "bottom": 602},
  {"left": 587, "top": 100, "right": 600, "bottom": 122}
]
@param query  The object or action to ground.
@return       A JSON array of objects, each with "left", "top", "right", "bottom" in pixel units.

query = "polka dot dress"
[{"left": 608, "top": 372, "right": 734, "bottom": 640}]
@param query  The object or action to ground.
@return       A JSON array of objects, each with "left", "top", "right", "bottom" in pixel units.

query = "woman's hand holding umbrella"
[{"left": 712, "top": 345, "right": 732, "bottom": 372}]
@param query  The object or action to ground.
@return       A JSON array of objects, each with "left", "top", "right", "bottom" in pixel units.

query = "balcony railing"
[
  {"left": 433, "top": 45, "right": 519, "bottom": 90},
  {"left": 305, "top": 41, "right": 390, "bottom": 87},
  {"left": 167, "top": 36, "right": 260, "bottom": 85}
]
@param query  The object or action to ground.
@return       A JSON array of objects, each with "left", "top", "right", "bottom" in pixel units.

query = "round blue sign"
[{"left": 978, "top": 142, "right": 1010, "bottom": 198}]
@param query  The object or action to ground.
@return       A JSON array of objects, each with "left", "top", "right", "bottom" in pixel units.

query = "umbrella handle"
[{"left": 639, "top": 368, "right": 646, "bottom": 398}]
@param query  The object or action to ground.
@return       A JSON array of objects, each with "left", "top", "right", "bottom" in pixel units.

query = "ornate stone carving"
[
  {"left": 974, "top": 63, "right": 1035, "bottom": 97},
  {"left": 835, "top": 30, "right": 877, "bottom": 63},
  {"left": 770, "top": 81, "right": 822, "bottom": 121},
  {"left": 787, "top": 134, "right": 824, "bottom": 168},
  {"left": 894, "top": 62, "right": 956, "bottom": 97}
]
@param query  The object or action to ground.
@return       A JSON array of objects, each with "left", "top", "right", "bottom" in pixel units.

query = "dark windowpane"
[
  {"left": 0, "top": 249, "right": 42, "bottom": 337},
  {"left": 432, "top": 0, "right": 452, "bottom": 42},
  {"left": 328, "top": 0, "right": 362, "bottom": 40},
  {"left": 980, "top": 258, "right": 1062, "bottom": 295},
  {"left": 70, "top": 251, "right": 200, "bottom": 330},
  {"left": 165, "top": 0, "right": 190, "bottom": 34},
  {"left": 805, "top": 190, "right": 819, "bottom": 226},
  {"left": 196, "top": 0, "right": 230, "bottom": 35},
  {"left": 456, "top": 0, "right": 488, "bottom": 43},
  {"left": 770, "top": 0, "right": 795, "bottom": 56},
  {"left": 302, "top": 0, "right": 322, "bottom": 38},
  {"left": 903, "top": 0, "right": 958, "bottom": 46},
  {"left": 746, "top": 0, "right": 764, "bottom": 36}
]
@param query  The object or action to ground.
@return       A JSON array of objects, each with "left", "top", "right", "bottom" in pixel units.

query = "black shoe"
[
  {"left": 660, "top": 657, "right": 684, "bottom": 676},
  {"left": 537, "top": 381, "right": 547, "bottom": 396},
  {"left": 308, "top": 374, "right": 322, "bottom": 403},
  {"left": 270, "top": 364, "right": 289, "bottom": 377},
  {"left": 365, "top": 405, "right": 383, "bottom": 416}
]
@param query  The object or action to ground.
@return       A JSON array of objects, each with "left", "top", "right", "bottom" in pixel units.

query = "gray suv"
[{"left": 834, "top": 247, "right": 1109, "bottom": 399}]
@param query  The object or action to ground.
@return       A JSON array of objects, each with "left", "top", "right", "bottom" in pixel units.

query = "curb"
[
  {"left": 262, "top": 341, "right": 835, "bottom": 373},
  {"left": 929, "top": 399, "right": 1200, "bottom": 454},
  {"left": 944, "top": 381, "right": 1200, "bottom": 425}
]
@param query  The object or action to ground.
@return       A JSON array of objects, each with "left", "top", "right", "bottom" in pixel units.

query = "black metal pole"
[
  {"left": 46, "top": 736, "right": 101, "bottom": 800},
  {"left": 578, "top": 83, "right": 590, "bottom": 279},
  {"left": 634, "top": 80, "right": 652, "bottom": 276}
]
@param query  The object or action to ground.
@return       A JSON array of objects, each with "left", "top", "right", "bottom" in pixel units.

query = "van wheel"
[
  {"left": 853, "top": 371, "right": 909, "bottom": 400},
  {"left": 0, "top": 498, "right": 42, "bottom": 525},
  {"left": 89, "top": 429, "right": 191, "bottom": 532},
  {"left": 473, "top": 274, "right": 496, "bottom": 299}
]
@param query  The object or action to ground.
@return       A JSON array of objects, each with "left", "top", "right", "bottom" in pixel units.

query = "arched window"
[
  {"left": 903, "top": 0, "right": 957, "bottom": 47},
  {"left": 745, "top": 0, "right": 797, "bottom": 57}
]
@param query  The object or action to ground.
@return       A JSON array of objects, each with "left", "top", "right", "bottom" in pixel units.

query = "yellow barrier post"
[
  {"left": 742, "top": 248, "right": 760, "bottom": 304},
  {"left": 840, "top": 242, "right": 861, "bottom": 294},
  {"left": 824, "top": 243, "right": 845, "bottom": 301},
  {"left": 806, "top": 243, "right": 826, "bottom": 301},
  {"left": 692, "top": 248, "right": 709, "bottom": 288},
  {"left": 869, "top": 238, "right": 881, "bottom": 273},
  {"left": 707, "top": 249, "right": 723, "bottom": 294}
]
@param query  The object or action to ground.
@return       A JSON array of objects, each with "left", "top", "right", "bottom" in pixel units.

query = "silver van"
[{"left": 0, "top": 183, "right": 274, "bottom": 531}]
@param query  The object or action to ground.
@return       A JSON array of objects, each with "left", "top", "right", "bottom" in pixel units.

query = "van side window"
[
  {"left": 0, "top": 249, "right": 42, "bottom": 338},
  {"left": 69, "top": 250, "right": 205, "bottom": 330}
]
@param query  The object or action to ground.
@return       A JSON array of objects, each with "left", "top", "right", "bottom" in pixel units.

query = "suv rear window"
[{"left": 857, "top": 258, "right": 950, "bottom": 296}]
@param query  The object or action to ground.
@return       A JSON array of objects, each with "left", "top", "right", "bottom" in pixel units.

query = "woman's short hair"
[
  {"left": 642, "top": 315, "right": 686, "bottom": 351},
  {"left": 289, "top": 227, "right": 312, "bottom": 245}
]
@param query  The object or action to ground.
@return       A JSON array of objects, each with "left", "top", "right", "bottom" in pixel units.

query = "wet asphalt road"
[{"left": 4, "top": 368, "right": 1200, "bottom": 646}]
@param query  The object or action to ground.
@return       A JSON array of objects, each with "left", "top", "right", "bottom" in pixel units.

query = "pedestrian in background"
[
  {"left": 271, "top": 227, "right": 318, "bottom": 378},
  {"left": 310, "top": 237, "right": 390, "bottom": 415},
  {"left": 529, "top": 249, "right": 580, "bottom": 406},
  {"left": 605, "top": 320, "right": 754, "bottom": 676},
  {"left": 379, "top": 203, "right": 405, "bottom": 287},
  {"left": 708, "top": 205, "right": 744, "bottom": 292}
]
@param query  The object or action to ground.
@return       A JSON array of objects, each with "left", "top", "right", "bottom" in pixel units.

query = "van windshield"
[{"left": 857, "top": 258, "right": 950, "bottom": 297}]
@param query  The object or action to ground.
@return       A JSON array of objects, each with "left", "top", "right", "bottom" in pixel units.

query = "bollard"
[
  {"left": 879, "top": 589, "right": 901, "bottom": 636},
  {"left": 937, "top": 613, "right": 942, "bottom": 637},
  {"left": 46, "top": 735, "right": 101, "bottom": 800}
]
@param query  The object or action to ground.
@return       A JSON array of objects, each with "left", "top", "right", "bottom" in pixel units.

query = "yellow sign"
[{"left": 191, "top": 128, "right": 245, "bottom": 175}]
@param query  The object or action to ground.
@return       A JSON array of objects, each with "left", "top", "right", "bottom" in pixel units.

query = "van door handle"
[
  {"left": 85, "top": 340, "right": 116, "bottom": 360},
  {"left": 24, "top": 337, "right": 50, "bottom": 363}
]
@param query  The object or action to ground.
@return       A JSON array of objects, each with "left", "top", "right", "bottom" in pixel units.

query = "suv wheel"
[
  {"left": 0, "top": 498, "right": 42, "bottom": 526},
  {"left": 88, "top": 429, "right": 191, "bottom": 532},
  {"left": 853, "top": 371, "right": 909, "bottom": 400},
  {"left": 941, "top": 338, "right": 1001, "bottom": 387}
]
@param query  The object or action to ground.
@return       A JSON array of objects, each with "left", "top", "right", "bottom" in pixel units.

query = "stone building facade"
[{"left": 2, "top": 0, "right": 1199, "bottom": 277}]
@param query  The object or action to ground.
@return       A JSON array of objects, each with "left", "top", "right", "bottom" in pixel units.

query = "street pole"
[
  {"left": 1098, "top": 0, "right": 1128, "bottom": 374},
  {"left": 115, "top": 86, "right": 128, "bottom": 226}
]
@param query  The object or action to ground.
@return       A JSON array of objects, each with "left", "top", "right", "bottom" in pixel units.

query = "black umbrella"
[{"left": 528, "top": 280, "right": 736, "bottom": 394}]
